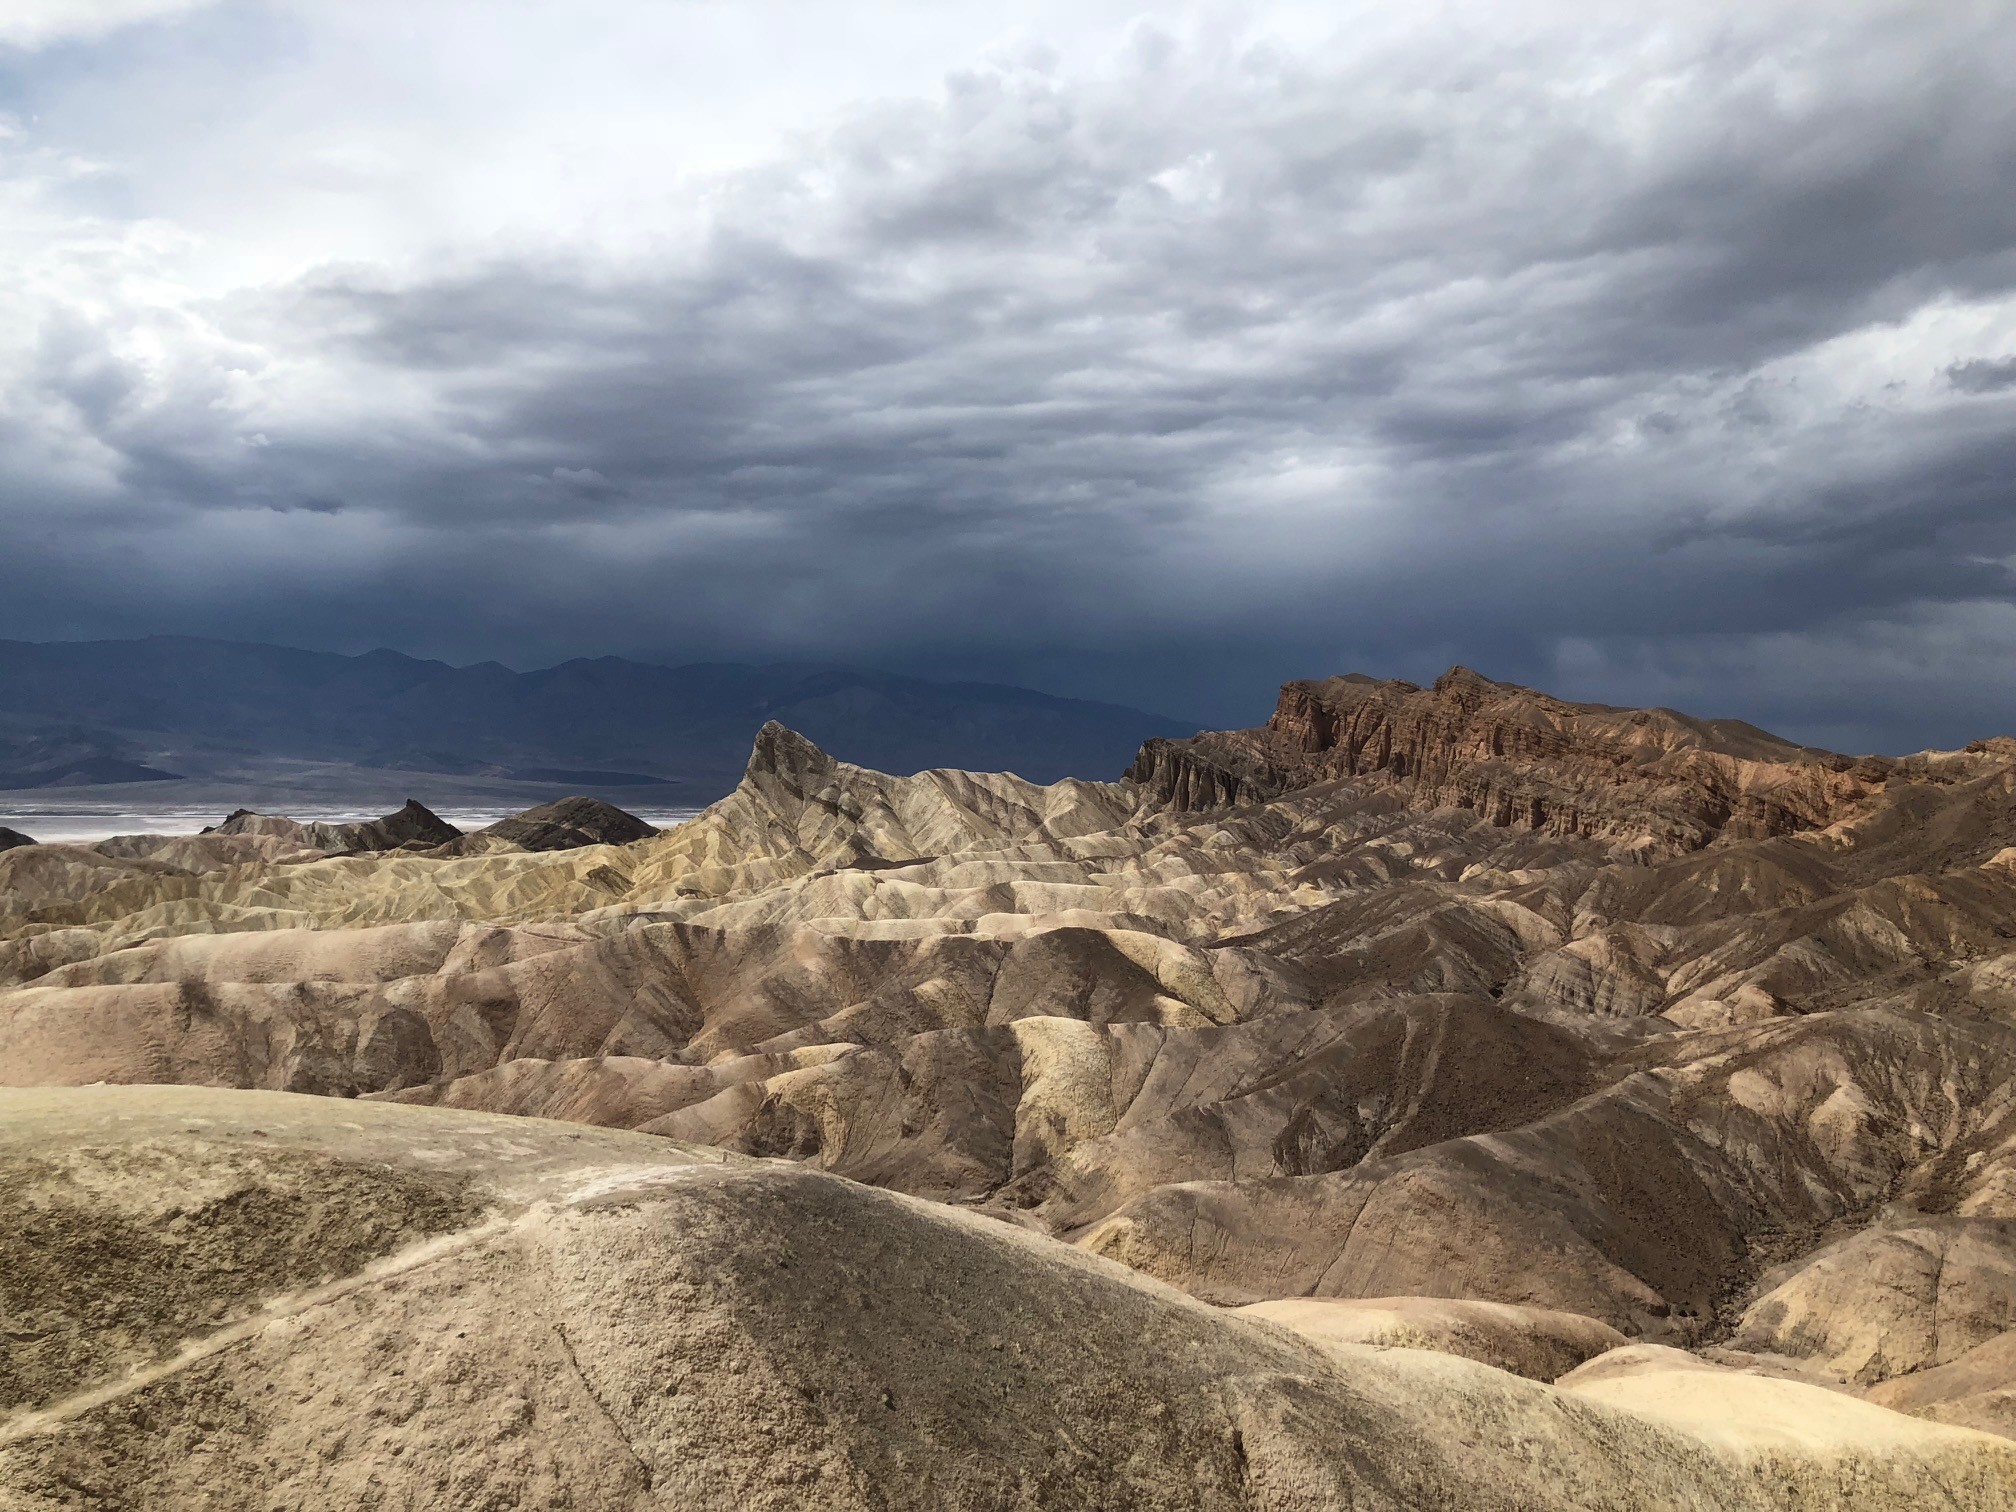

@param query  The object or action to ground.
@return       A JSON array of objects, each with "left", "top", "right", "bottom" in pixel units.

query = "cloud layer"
[{"left": 3, "top": 0, "right": 2015, "bottom": 749}]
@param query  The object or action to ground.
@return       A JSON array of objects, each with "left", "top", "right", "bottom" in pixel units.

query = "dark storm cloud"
[
  {"left": 4, "top": 3, "right": 2016, "bottom": 750},
  {"left": 1948, "top": 356, "right": 2016, "bottom": 394}
]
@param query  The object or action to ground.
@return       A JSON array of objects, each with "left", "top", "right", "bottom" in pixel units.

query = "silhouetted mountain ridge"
[{"left": 0, "top": 636, "right": 1196, "bottom": 795}]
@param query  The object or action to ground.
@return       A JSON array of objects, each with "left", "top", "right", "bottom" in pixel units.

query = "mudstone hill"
[{"left": 5, "top": 667, "right": 2016, "bottom": 1509}]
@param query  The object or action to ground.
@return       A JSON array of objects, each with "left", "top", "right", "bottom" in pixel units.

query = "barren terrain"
[{"left": 7, "top": 666, "right": 2016, "bottom": 1505}]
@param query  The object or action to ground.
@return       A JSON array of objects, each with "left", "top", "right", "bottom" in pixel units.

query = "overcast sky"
[{"left": 2, "top": 0, "right": 2014, "bottom": 749}]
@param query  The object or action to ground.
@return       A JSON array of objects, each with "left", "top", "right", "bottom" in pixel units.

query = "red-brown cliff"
[{"left": 1128, "top": 666, "right": 1892, "bottom": 854}]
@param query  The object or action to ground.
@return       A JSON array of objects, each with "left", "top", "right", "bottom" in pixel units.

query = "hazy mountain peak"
[{"left": 0, "top": 637, "right": 1194, "bottom": 801}]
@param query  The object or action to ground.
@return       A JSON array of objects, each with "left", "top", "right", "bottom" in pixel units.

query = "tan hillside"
[
  {"left": 2, "top": 1086, "right": 2013, "bottom": 1511},
  {"left": 8, "top": 666, "right": 2016, "bottom": 1491}
]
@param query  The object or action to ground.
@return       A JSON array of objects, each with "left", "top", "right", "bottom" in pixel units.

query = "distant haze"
[
  {"left": 2, "top": 3, "right": 2014, "bottom": 752},
  {"left": 0, "top": 636, "right": 1196, "bottom": 803},
  {"left": 0, "top": 803, "right": 702, "bottom": 847}
]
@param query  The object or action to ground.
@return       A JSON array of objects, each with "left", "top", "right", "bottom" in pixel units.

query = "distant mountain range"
[{"left": 0, "top": 637, "right": 1197, "bottom": 797}]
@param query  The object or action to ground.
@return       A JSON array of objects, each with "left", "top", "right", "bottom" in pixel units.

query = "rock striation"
[
  {"left": 1129, "top": 667, "right": 1885, "bottom": 853},
  {"left": 7, "top": 665, "right": 2016, "bottom": 1482},
  {"left": 212, "top": 797, "right": 463, "bottom": 852},
  {"left": 477, "top": 795, "right": 659, "bottom": 851}
]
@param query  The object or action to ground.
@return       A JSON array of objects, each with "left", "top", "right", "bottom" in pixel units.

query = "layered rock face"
[
  {"left": 1130, "top": 667, "right": 1886, "bottom": 852},
  {"left": 8, "top": 666, "right": 2016, "bottom": 1493},
  {"left": 477, "top": 795, "right": 661, "bottom": 851}
]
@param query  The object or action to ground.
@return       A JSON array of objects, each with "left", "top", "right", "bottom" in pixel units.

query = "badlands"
[{"left": 6, "top": 666, "right": 2016, "bottom": 1507}]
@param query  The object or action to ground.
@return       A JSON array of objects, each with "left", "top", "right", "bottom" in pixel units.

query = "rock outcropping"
[
  {"left": 1129, "top": 667, "right": 1885, "bottom": 853},
  {"left": 477, "top": 795, "right": 659, "bottom": 851},
  {"left": 212, "top": 797, "right": 463, "bottom": 852},
  {"left": 8, "top": 665, "right": 2016, "bottom": 1480}
]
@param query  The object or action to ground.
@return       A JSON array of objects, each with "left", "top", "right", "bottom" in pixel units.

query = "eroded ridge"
[
  {"left": 6, "top": 668, "right": 2016, "bottom": 1460},
  {"left": 2, "top": 1087, "right": 2013, "bottom": 1511}
]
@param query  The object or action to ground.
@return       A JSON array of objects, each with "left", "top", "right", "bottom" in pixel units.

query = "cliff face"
[
  {"left": 1129, "top": 666, "right": 1891, "bottom": 855},
  {"left": 1122, "top": 736, "right": 1277, "bottom": 810}
]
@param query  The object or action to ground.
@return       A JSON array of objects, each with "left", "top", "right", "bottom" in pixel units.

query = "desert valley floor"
[{"left": 5, "top": 667, "right": 2016, "bottom": 1508}]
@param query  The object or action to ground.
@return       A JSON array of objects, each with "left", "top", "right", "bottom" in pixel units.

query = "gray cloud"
[
  {"left": 1949, "top": 355, "right": 2016, "bottom": 393},
  {"left": 2, "top": 2, "right": 2015, "bottom": 752}
]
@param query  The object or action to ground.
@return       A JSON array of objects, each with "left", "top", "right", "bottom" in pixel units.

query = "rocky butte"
[{"left": 5, "top": 667, "right": 2016, "bottom": 1508}]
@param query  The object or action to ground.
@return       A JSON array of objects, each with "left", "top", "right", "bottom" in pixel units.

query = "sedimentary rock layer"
[{"left": 7, "top": 667, "right": 2016, "bottom": 1452}]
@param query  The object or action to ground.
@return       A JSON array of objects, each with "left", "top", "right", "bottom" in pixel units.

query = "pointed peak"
[
  {"left": 1432, "top": 666, "right": 1503, "bottom": 696},
  {"left": 377, "top": 800, "right": 462, "bottom": 846},
  {"left": 745, "top": 721, "right": 837, "bottom": 782},
  {"left": 480, "top": 795, "right": 658, "bottom": 851}
]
